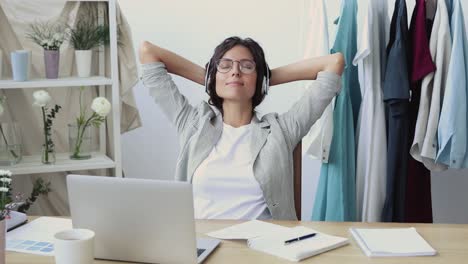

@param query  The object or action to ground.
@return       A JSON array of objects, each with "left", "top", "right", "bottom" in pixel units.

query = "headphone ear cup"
[
  {"left": 263, "top": 63, "right": 270, "bottom": 95},
  {"left": 262, "top": 77, "right": 267, "bottom": 95}
]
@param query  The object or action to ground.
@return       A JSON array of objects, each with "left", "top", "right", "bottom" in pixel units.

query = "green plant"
[
  {"left": 17, "top": 178, "right": 52, "bottom": 213},
  {"left": 33, "top": 90, "right": 61, "bottom": 164},
  {"left": 0, "top": 170, "right": 13, "bottom": 220},
  {"left": 71, "top": 87, "right": 110, "bottom": 159},
  {"left": 0, "top": 170, "right": 51, "bottom": 219},
  {"left": 68, "top": 18, "right": 109, "bottom": 50}
]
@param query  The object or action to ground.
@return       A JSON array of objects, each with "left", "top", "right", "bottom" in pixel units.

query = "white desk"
[{"left": 6, "top": 218, "right": 468, "bottom": 263}]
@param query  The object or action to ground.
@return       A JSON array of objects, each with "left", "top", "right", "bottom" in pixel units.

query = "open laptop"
[{"left": 67, "top": 174, "right": 220, "bottom": 264}]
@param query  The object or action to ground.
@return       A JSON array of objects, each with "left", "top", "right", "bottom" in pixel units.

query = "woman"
[{"left": 139, "top": 36, "right": 344, "bottom": 220}]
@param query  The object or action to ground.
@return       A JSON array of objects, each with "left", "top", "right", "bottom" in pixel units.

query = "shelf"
[
  {"left": 1, "top": 152, "right": 116, "bottom": 175},
  {"left": 0, "top": 76, "right": 113, "bottom": 89},
  {"left": 0, "top": 0, "right": 123, "bottom": 177}
]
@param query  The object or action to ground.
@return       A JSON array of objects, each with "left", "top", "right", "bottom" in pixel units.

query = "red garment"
[
  {"left": 410, "top": 0, "right": 437, "bottom": 81},
  {"left": 406, "top": 0, "right": 437, "bottom": 223}
]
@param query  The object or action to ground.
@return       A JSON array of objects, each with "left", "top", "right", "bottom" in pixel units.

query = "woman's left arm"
[{"left": 269, "top": 53, "right": 345, "bottom": 86}]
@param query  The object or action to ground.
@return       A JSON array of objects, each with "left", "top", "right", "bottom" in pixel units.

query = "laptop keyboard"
[{"left": 197, "top": 248, "right": 206, "bottom": 257}]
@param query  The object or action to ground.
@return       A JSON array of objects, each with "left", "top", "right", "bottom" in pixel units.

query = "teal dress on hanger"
[{"left": 312, "top": 0, "right": 361, "bottom": 221}]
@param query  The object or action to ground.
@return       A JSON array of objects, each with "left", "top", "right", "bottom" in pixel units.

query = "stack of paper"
[
  {"left": 6, "top": 211, "right": 28, "bottom": 231},
  {"left": 6, "top": 217, "right": 72, "bottom": 256},
  {"left": 350, "top": 227, "right": 437, "bottom": 257},
  {"left": 207, "top": 220, "right": 349, "bottom": 262}
]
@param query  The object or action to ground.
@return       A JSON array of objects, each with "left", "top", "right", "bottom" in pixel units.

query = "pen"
[{"left": 284, "top": 233, "right": 317, "bottom": 245}]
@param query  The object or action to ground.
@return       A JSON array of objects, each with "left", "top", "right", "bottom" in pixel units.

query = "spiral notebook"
[
  {"left": 350, "top": 227, "right": 437, "bottom": 257},
  {"left": 207, "top": 220, "right": 349, "bottom": 262}
]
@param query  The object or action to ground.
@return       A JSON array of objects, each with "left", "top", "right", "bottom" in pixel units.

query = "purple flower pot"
[{"left": 44, "top": 49, "right": 60, "bottom": 79}]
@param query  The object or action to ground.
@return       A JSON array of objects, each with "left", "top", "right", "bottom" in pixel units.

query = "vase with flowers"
[
  {"left": 33, "top": 90, "right": 61, "bottom": 164},
  {"left": 0, "top": 169, "right": 13, "bottom": 262},
  {"left": 0, "top": 169, "right": 51, "bottom": 262},
  {"left": 0, "top": 96, "right": 22, "bottom": 165},
  {"left": 27, "top": 21, "right": 67, "bottom": 79},
  {"left": 69, "top": 87, "right": 111, "bottom": 160}
]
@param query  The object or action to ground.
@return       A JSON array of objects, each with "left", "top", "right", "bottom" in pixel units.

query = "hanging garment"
[
  {"left": 353, "top": 0, "right": 388, "bottom": 222},
  {"left": 410, "top": 0, "right": 451, "bottom": 172},
  {"left": 446, "top": 0, "right": 454, "bottom": 19},
  {"left": 405, "top": 0, "right": 437, "bottom": 223},
  {"left": 312, "top": 0, "right": 360, "bottom": 222},
  {"left": 302, "top": 0, "right": 334, "bottom": 163},
  {"left": 381, "top": 0, "right": 411, "bottom": 223},
  {"left": 437, "top": 0, "right": 468, "bottom": 169}
]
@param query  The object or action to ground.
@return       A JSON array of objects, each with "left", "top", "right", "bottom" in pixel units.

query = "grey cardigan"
[{"left": 141, "top": 62, "right": 341, "bottom": 220}]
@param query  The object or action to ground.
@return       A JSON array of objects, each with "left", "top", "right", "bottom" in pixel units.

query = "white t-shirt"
[{"left": 192, "top": 122, "right": 270, "bottom": 220}]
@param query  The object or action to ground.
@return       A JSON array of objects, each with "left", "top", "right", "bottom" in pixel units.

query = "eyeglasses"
[{"left": 216, "top": 58, "right": 256, "bottom": 74}]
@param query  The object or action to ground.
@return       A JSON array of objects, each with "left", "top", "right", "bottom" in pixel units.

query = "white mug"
[{"left": 54, "top": 229, "right": 95, "bottom": 264}]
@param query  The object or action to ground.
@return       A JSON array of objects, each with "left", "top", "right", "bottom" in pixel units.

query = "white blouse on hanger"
[
  {"left": 302, "top": 0, "right": 334, "bottom": 163},
  {"left": 352, "top": 0, "right": 388, "bottom": 222}
]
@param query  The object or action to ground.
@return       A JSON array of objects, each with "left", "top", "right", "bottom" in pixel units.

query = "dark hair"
[{"left": 205, "top": 36, "right": 270, "bottom": 113}]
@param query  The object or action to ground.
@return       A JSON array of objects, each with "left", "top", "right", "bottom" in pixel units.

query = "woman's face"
[{"left": 215, "top": 45, "right": 257, "bottom": 104}]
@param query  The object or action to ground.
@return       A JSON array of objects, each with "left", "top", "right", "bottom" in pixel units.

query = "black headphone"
[{"left": 204, "top": 59, "right": 270, "bottom": 96}]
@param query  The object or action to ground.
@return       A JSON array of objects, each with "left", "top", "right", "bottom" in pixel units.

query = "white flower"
[
  {"left": 53, "top": 33, "right": 62, "bottom": 41},
  {"left": 0, "top": 178, "right": 11, "bottom": 183},
  {"left": 0, "top": 187, "right": 8, "bottom": 192},
  {"left": 0, "top": 169, "right": 12, "bottom": 177},
  {"left": 33, "top": 90, "right": 52, "bottom": 107},
  {"left": 41, "top": 39, "right": 48, "bottom": 45},
  {"left": 91, "top": 97, "right": 111, "bottom": 117}
]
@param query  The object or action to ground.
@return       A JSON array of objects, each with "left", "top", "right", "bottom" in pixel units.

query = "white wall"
[
  {"left": 120, "top": 0, "right": 468, "bottom": 223},
  {"left": 120, "top": 0, "right": 310, "bottom": 182}
]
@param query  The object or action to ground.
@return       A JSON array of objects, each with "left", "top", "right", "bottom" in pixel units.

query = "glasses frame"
[{"left": 215, "top": 58, "right": 257, "bottom": 74}]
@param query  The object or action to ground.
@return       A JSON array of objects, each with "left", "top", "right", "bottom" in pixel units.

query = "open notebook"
[
  {"left": 207, "top": 220, "right": 348, "bottom": 262},
  {"left": 350, "top": 227, "right": 437, "bottom": 257}
]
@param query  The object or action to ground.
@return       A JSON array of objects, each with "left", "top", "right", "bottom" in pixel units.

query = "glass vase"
[
  {"left": 0, "top": 122, "right": 22, "bottom": 166},
  {"left": 68, "top": 123, "right": 92, "bottom": 160},
  {"left": 41, "top": 143, "right": 56, "bottom": 165}
]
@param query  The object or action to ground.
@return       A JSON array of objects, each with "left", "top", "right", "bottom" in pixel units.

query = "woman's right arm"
[
  {"left": 139, "top": 41, "right": 202, "bottom": 136},
  {"left": 139, "top": 41, "right": 206, "bottom": 85}
]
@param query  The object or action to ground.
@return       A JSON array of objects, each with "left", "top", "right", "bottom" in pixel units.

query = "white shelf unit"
[
  {"left": 5, "top": 152, "right": 115, "bottom": 175},
  {"left": 0, "top": 76, "right": 113, "bottom": 89},
  {"left": 0, "top": 0, "right": 122, "bottom": 177}
]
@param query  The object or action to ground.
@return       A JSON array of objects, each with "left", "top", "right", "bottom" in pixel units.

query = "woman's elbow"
[
  {"left": 325, "top": 52, "right": 345, "bottom": 76},
  {"left": 139, "top": 41, "right": 160, "bottom": 64}
]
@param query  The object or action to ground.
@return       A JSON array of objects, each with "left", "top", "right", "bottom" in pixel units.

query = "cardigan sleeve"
[
  {"left": 140, "top": 61, "right": 199, "bottom": 136},
  {"left": 278, "top": 71, "right": 342, "bottom": 149}
]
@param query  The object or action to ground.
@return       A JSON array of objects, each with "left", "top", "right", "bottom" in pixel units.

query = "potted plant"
[
  {"left": 27, "top": 21, "right": 67, "bottom": 79},
  {"left": 0, "top": 170, "right": 51, "bottom": 262},
  {"left": 68, "top": 17, "right": 109, "bottom": 77},
  {"left": 69, "top": 87, "right": 111, "bottom": 160}
]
